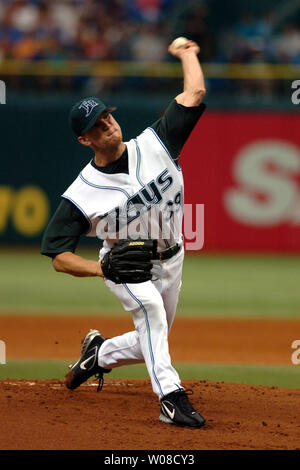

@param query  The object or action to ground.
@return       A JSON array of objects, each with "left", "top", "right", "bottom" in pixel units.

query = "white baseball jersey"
[{"left": 62, "top": 127, "right": 184, "bottom": 254}]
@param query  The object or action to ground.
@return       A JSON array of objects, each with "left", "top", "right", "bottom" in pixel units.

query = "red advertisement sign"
[{"left": 181, "top": 112, "right": 300, "bottom": 252}]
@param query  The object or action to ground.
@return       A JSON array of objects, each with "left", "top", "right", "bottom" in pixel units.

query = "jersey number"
[{"left": 164, "top": 191, "right": 182, "bottom": 220}]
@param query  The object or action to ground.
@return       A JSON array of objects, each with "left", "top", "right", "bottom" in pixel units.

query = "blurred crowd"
[
  {"left": 1, "top": 0, "right": 300, "bottom": 95},
  {"left": 217, "top": 11, "right": 300, "bottom": 65},
  {"left": 0, "top": 0, "right": 175, "bottom": 62}
]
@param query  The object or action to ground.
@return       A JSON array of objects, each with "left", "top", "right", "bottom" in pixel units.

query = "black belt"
[{"left": 153, "top": 243, "right": 182, "bottom": 261}]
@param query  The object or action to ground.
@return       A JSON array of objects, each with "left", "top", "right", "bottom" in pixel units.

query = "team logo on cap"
[{"left": 79, "top": 99, "right": 99, "bottom": 117}]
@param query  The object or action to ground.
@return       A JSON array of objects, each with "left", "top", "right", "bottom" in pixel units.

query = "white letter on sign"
[{"left": 224, "top": 140, "right": 300, "bottom": 226}]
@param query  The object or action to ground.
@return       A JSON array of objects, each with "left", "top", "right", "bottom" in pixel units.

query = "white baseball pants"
[{"left": 97, "top": 246, "right": 184, "bottom": 399}]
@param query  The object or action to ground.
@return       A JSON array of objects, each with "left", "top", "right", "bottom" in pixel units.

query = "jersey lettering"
[
  {"left": 101, "top": 169, "right": 174, "bottom": 234},
  {"left": 141, "top": 181, "right": 162, "bottom": 205},
  {"left": 156, "top": 169, "right": 173, "bottom": 192},
  {"left": 63, "top": 130, "right": 183, "bottom": 248}
]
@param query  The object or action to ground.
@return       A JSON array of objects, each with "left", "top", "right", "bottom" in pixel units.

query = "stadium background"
[{"left": 1, "top": 0, "right": 300, "bottom": 395}]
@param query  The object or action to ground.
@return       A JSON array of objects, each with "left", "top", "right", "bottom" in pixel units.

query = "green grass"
[
  {"left": 1, "top": 249, "right": 300, "bottom": 317},
  {"left": 179, "top": 253, "right": 300, "bottom": 317},
  {"left": 1, "top": 360, "right": 299, "bottom": 389}
]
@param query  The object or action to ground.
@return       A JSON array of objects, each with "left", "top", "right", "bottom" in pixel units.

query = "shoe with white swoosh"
[
  {"left": 65, "top": 329, "right": 111, "bottom": 391},
  {"left": 159, "top": 389, "right": 206, "bottom": 428}
]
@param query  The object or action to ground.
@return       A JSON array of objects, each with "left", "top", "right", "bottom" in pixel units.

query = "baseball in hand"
[{"left": 172, "top": 37, "right": 189, "bottom": 49}]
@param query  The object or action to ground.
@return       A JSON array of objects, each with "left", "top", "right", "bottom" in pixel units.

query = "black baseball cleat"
[
  {"left": 159, "top": 389, "right": 206, "bottom": 428},
  {"left": 65, "top": 329, "right": 111, "bottom": 391}
]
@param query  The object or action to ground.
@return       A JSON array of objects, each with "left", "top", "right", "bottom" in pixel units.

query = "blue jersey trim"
[
  {"left": 61, "top": 195, "right": 92, "bottom": 234},
  {"left": 79, "top": 172, "right": 131, "bottom": 198},
  {"left": 134, "top": 139, "right": 144, "bottom": 187},
  {"left": 147, "top": 127, "right": 182, "bottom": 172}
]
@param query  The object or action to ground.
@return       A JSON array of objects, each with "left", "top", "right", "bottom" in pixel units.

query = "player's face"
[{"left": 81, "top": 112, "right": 123, "bottom": 151}]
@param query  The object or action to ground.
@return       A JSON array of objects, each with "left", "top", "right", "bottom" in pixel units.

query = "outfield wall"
[
  {"left": 181, "top": 112, "right": 300, "bottom": 251},
  {"left": 1, "top": 95, "right": 299, "bottom": 251}
]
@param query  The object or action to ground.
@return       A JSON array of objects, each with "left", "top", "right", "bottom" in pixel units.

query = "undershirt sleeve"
[
  {"left": 41, "top": 198, "right": 90, "bottom": 258},
  {"left": 150, "top": 100, "right": 206, "bottom": 161}
]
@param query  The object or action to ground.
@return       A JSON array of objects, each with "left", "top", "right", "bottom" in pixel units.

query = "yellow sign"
[{"left": 0, "top": 185, "right": 49, "bottom": 236}]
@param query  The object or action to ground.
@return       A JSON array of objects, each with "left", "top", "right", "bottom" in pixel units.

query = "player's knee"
[
  {"left": 142, "top": 295, "right": 165, "bottom": 314},
  {"left": 143, "top": 299, "right": 168, "bottom": 329}
]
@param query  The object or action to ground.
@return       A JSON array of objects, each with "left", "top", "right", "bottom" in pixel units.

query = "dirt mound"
[{"left": 1, "top": 379, "right": 299, "bottom": 450}]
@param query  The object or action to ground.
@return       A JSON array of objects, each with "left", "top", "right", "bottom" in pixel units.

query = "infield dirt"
[
  {"left": 0, "top": 379, "right": 300, "bottom": 450},
  {"left": 0, "top": 315, "right": 300, "bottom": 450},
  {"left": 1, "top": 315, "right": 298, "bottom": 364}
]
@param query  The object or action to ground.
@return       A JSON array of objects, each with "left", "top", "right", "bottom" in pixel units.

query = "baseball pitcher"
[{"left": 41, "top": 39, "right": 206, "bottom": 428}]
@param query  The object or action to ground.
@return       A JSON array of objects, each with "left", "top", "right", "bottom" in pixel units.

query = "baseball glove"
[{"left": 101, "top": 239, "right": 156, "bottom": 284}]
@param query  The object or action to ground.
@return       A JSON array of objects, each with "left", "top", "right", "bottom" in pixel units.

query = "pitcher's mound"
[{"left": 0, "top": 379, "right": 299, "bottom": 450}]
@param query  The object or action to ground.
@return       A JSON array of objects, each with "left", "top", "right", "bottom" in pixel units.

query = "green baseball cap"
[{"left": 69, "top": 97, "right": 116, "bottom": 136}]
